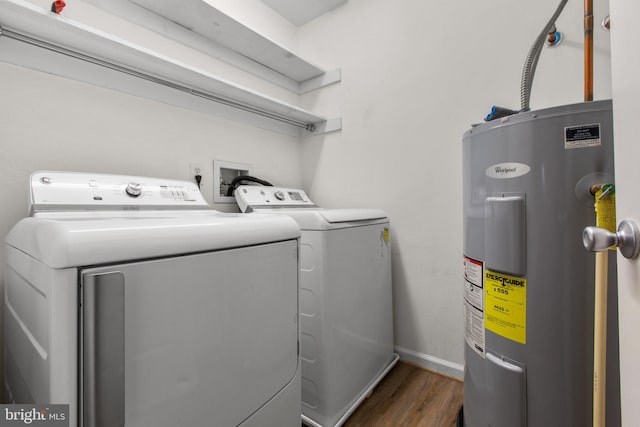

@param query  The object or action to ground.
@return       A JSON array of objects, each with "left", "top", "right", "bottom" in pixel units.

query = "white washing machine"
[
  {"left": 235, "top": 186, "right": 398, "bottom": 427},
  {"left": 3, "top": 171, "right": 302, "bottom": 427}
]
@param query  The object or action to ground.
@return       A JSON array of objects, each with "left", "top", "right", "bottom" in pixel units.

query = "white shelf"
[
  {"left": 0, "top": 0, "right": 341, "bottom": 136},
  {"left": 260, "top": 0, "right": 348, "bottom": 27},
  {"left": 131, "top": 0, "right": 326, "bottom": 82},
  {"left": 85, "top": 0, "right": 342, "bottom": 94}
]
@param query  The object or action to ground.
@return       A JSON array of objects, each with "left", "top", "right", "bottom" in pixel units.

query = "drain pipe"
[
  {"left": 584, "top": 0, "right": 604, "bottom": 426},
  {"left": 591, "top": 185, "right": 612, "bottom": 427},
  {"left": 593, "top": 250, "right": 608, "bottom": 427},
  {"left": 585, "top": 184, "right": 615, "bottom": 427}
]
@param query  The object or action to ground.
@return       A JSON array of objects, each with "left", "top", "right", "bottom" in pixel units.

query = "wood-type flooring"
[{"left": 341, "top": 361, "right": 463, "bottom": 427}]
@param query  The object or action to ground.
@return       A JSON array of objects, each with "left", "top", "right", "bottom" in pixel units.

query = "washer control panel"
[
  {"left": 235, "top": 185, "right": 315, "bottom": 212},
  {"left": 125, "top": 182, "right": 143, "bottom": 197},
  {"left": 30, "top": 171, "right": 208, "bottom": 213}
]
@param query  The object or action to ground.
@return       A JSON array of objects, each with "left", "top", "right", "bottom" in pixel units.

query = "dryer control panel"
[
  {"left": 30, "top": 171, "right": 209, "bottom": 214},
  {"left": 235, "top": 185, "right": 316, "bottom": 212}
]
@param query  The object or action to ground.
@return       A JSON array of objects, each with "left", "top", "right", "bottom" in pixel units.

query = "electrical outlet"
[
  {"left": 190, "top": 162, "right": 204, "bottom": 190},
  {"left": 213, "top": 159, "right": 253, "bottom": 203}
]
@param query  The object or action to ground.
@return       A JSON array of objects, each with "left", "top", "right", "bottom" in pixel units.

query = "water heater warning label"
[
  {"left": 564, "top": 123, "right": 601, "bottom": 149},
  {"left": 485, "top": 270, "right": 527, "bottom": 344},
  {"left": 464, "top": 256, "right": 485, "bottom": 358}
]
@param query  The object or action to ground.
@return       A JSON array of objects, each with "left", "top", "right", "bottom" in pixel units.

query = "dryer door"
[{"left": 81, "top": 239, "right": 299, "bottom": 427}]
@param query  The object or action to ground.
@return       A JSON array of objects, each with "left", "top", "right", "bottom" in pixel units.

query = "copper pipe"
[
  {"left": 590, "top": 183, "right": 604, "bottom": 196},
  {"left": 584, "top": 0, "right": 594, "bottom": 101}
]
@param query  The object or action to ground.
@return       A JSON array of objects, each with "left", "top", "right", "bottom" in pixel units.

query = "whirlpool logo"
[{"left": 485, "top": 162, "right": 531, "bottom": 179}]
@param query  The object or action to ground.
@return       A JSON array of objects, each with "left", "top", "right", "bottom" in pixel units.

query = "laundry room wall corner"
[{"left": 296, "top": 0, "right": 612, "bottom": 375}]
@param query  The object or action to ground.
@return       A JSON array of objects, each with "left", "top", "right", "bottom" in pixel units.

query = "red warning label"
[{"left": 464, "top": 256, "right": 484, "bottom": 358}]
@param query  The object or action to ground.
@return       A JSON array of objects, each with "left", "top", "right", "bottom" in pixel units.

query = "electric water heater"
[{"left": 462, "top": 100, "right": 620, "bottom": 426}]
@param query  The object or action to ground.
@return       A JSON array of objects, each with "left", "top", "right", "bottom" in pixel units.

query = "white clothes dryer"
[
  {"left": 3, "top": 171, "right": 302, "bottom": 427},
  {"left": 235, "top": 186, "right": 398, "bottom": 427}
]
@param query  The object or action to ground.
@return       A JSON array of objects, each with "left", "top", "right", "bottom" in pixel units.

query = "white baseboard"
[{"left": 395, "top": 346, "right": 464, "bottom": 380}]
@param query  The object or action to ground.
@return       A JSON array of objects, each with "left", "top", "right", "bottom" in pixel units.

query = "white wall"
[{"left": 296, "top": 0, "right": 612, "bottom": 375}]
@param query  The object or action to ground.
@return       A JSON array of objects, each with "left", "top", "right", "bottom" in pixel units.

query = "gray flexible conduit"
[{"left": 520, "top": 0, "right": 568, "bottom": 111}]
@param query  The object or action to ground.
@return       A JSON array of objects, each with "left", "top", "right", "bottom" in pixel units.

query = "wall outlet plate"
[
  {"left": 213, "top": 159, "right": 253, "bottom": 203},
  {"left": 190, "top": 162, "right": 204, "bottom": 191}
]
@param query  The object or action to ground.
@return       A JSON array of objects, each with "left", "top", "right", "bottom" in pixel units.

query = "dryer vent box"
[{"left": 213, "top": 160, "right": 253, "bottom": 203}]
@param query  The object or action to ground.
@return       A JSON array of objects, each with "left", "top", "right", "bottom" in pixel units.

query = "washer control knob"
[
  {"left": 125, "top": 182, "right": 143, "bottom": 197},
  {"left": 274, "top": 190, "right": 285, "bottom": 201}
]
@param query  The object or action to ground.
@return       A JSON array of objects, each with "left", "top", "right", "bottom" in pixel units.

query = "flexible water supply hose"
[
  {"left": 520, "top": 0, "right": 568, "bottom": 111},
  {"left": 225, "top": 175, "right": 273, "bottom": 197}
]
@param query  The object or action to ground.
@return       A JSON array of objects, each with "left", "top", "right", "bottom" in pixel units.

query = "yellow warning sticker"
[
  {"left": 485, "top": 270, "right": 526, "bottom": 344},
  {"left": 595, "top": 186, "right": 616, "bottom": 250},
  {"left": 383, "top": 228, "right": 390, "bottom": 243}
]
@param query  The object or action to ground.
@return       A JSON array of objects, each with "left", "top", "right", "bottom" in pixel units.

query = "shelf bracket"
[
  {"left": 306, "top": 117, "right": 342, "bottom": 136},
  {"left": 300, "top": 69, "right": 342, "bottom": 94}
]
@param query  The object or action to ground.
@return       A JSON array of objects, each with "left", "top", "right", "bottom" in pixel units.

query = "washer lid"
[
  {"left": 249, "top": 208, "right": 388, "bottom": 230},
  {"left": 318, "top": 209, "right": 387, "bottom": 223},
  {"left": 5, "top": 212, "right": 300, "bottom": 268}
]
